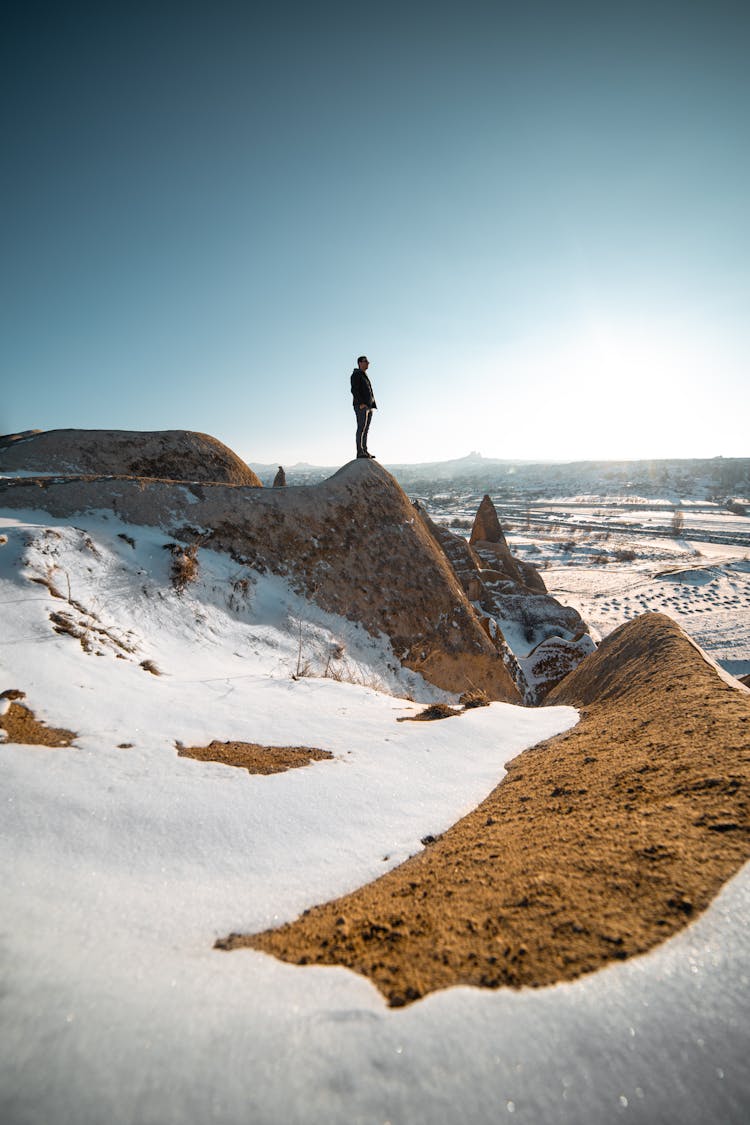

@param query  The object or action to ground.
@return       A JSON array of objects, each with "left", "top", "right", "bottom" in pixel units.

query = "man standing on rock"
[{"left": 350, "top": 355, "right": 377, "bottom": 459}]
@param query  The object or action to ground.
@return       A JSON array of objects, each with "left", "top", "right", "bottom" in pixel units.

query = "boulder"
[{"left": 0, "top": 429, "right": 262, "bottom": 486}]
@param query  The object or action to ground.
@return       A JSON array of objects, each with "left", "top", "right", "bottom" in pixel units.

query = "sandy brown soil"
[
  {"left": 0, "top": 695, "right": 76, "bottom": 747},
  {"left": 177, "top": 740, "right": 333, "bottom": 775},
  {"left": 217, "top": 614, "right": 750, "bottom": 1006}
]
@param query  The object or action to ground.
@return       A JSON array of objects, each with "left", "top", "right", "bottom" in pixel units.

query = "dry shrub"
[
  {"left": 165, "top": 542, "right": 199, "bottom": 593},
  {"left": 398, "top": 703, "right": 461, "bottom": 722},
  {"left": 459, "top": 688, "right": 490, "bottom": 709},
  {"left": 612, "top": 548, "right": 637, "bottom": 562},
  {"left": 229, "top": 575, "right": 252, "bottom": 610}
]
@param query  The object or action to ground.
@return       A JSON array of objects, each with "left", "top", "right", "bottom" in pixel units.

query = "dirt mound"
[
  {"left": 218, "top": 613, "right": 750, "bottom": 1006},
  {"left": 546, "top": 611, "right": 725, "bottom": 707},
  {"left": 0, "top": 429, "right": 262, "bottom": 486}
]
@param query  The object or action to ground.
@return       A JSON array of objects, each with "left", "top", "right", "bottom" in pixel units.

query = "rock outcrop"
[
  {"left": 418, "top": 495, "right": 594, "bottom": 702},
  {"left": 0, "top": 429, "right": 262, "bottom": 486},
  {"left": 0, "top": 450, "right": 521, "bottom": 701},
  {"left": 470, "top": 494, "right": 546, "bottom": 593}
]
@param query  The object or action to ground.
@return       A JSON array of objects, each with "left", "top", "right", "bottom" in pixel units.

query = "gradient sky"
[{"left": 2, "top": 0, "right": 748, "bottom": 466}]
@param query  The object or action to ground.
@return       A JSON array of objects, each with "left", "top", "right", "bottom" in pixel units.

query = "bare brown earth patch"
[
  {"left": 177, "top": 740, "right": 333, "bottom": 775},
  {"left": 0, "top": 697, "right": 76, "bottom": 747},
  {"left": 217, "top": 614, "right": 750, "bottom": 1006}
]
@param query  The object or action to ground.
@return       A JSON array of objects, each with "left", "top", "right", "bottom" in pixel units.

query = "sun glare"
[{"left": 480, "top": 315, "right": 716, "bottom": 461}]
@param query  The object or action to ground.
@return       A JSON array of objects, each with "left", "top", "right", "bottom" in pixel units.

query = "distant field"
[{"left": 419, "top": 488, "right": 750, "bottom": 678}]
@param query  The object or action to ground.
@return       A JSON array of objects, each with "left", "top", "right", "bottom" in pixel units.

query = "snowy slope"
[{"left": 1, "top": 507, "right": 749, "bottom": 1124}]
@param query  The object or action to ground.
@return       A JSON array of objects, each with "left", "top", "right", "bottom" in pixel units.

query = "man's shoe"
[{"left": 367, "top": 453, "right": 376, "bottom": 459}]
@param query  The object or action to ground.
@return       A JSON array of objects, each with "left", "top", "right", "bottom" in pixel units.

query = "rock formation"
[
  {"left": 417, "top": 494, "right": 594, "bottom": 702},
  {"left": 0, "top": 429, "right": 262, "bottom": 486},
  {"left": 0, "top": 439, "right": 521, "bottom": 701},
  {"left": 470, "top": 494, "right": 546, "bottom": 593}
]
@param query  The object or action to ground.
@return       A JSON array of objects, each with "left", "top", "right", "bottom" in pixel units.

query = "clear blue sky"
[{"left": 2, "top": 0, "right": 748, "bottom": 466}]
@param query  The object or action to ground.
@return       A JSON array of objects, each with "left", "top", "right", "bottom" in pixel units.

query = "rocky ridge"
[{"left": 0, "top": 432, "right": 521, "bottom": 700}]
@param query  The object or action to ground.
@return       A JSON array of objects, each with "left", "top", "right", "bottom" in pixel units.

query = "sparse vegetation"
[
  {"left": 228, "top": 574, "right": 253, "bottom": 612},
  {"left": 612, "top": 548, "right": 637, "bottom": 562},
  {"left": 287, "top": 616, "right": 387, "bottom": 690},
  {"left": 165, "top": 542, "right": 200, "bottom": 593},
  {"left": 459, "top": 688, "right": 490, "bottom": 708},
  {"left": 671, "top": 508, "right": 684, "bottom": 537},
  {"left": 398, "top": 703, "right": 461, "bottom": 722}
]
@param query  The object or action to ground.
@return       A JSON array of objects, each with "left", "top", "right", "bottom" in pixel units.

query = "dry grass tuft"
[
  {"left": 165, "top": 542, "right": 200, "bottom": 593},
  {"left": 459, "top": 688, "right": 491, "bottom": 709},
  {"left": 397, "top": 702, "right": 461, "bottom": 722}
]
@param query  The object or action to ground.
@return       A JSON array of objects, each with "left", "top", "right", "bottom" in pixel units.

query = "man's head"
[{"left": 357, "top": 355, "right": 369, "bottom": 370}]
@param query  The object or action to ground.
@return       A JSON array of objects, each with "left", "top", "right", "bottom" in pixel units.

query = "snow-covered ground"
[
  {"left": 422, "top": 490, "right": 750, "bottom": 680},
  {"left": 2, "top": 505, "right": 749, "bottom": 1124}
]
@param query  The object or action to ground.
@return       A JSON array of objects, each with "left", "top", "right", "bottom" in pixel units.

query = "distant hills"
[{"left": 248, "top": 453, "right": 750, "bottom": 500}]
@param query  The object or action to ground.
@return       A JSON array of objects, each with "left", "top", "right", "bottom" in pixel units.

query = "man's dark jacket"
[{"left": 350, "top": 367, "right": 377, "bottom": 409}]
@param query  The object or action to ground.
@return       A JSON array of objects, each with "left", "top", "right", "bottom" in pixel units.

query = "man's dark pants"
[{"left": 355, "top": 406, "right": 372, "bottom": 456}]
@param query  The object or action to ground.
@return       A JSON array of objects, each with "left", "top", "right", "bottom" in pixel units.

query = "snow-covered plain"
[
  {"left": 2, "top": 504, "right": 749, "bottom": 1124},
  {"left": 421, "top": 488, "right": 750, "bottom": 680}
]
